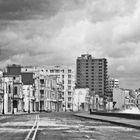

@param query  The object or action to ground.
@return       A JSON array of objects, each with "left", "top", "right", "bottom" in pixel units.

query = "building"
[
  {"left": 34, "top": 69, "right": 63, "bottom": 112},
  {"left": 107, "top": 76, "right": 119, "bottom": 91},
  {"left": 23, "top": 85, "right": 35, "bottom": 112},
  {"left": 76, "top": 54, "right": 108, "bottom": 97},
  {"left": 39, "top": 66, "right": 75, "bottom": 111},
  {"left": 106, "top": 76, "right": 120, "bottom": 99},
  {"left": 113, "top": 88, "right": 135, "bottom": 110},
  {"left": 73, "top": 88, "right": 90, "bottom": 111},
  {"left": 21, "top": 66, "right": 36, "bottom": 112},
  {"left": 3, "top": 64, "right": 35, "bottom": 113}
]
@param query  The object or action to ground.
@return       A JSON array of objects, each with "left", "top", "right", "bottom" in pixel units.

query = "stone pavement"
[{"left": 74, "top": 112, "right": 140, "bottom": 129}]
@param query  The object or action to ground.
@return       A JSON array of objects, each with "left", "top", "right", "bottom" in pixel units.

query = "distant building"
[
  {"left": 3, "top": 65, "right": 36, "bottom": 113},
  {"left": 73, "top": 88, "right": 90, "bottom": 111},
  {"left": 107, "top": 76, "right": 119, "bottom": 91},
  {"left": 34, "top": 69, "right": 63, "bottom": 112},
  {"left": 106, "top": 76, "right": 119, "bottom": 98},
  {"left": 38, "top": 66, "right": 75, "bottom": 111},
  {"left": 113, "top": 88, "right": 135, "bottom": 110},
  {"left": 76, "top": 54, "right": 108, "bottom": 97}
]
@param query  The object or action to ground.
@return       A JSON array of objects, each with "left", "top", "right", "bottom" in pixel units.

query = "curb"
[
  {"left": 74, "top": 114, "right": 140, "bottom": 130},
  {"left": 0, "top": 112, "right": 44, "bottom": 117}
]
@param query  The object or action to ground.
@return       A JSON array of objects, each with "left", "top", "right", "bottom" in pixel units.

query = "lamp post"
[
  {"left": 2, "top": 84, "right": 4, "bottom": 115},
  {"left": 12, "top": 79, "right": 14, "bottom": 114},
  {"left": 28, "top": 81, "right": 30, "bottom": 114},
  {"left": 2, "top": 81, "right": 7, "bottom": 115}
]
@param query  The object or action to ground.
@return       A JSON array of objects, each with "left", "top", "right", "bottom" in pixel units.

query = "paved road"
[{"left": 0, "top": 112, "right": 140, "bottom": 140}]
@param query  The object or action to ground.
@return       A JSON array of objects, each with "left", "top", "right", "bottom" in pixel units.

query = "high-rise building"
[{"left": 76, "top": 54, "right": 108, "bottom": 97}]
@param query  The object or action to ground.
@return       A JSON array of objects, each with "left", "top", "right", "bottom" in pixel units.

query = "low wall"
[{"left": 90, "top": 111, "right": 140, "bottom": 120}]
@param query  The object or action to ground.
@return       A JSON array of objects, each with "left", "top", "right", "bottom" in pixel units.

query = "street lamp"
[
  {"left": 12, "top": 79, "right": 14, "bottom": 114},
  {"left": 2, "top": 85, "right": 4, "bottom": 115},
  {"left": 28, "top": 81, "right": 30, "bottom": 113},
  {"left": 1, "top": 81, "right": 7, "bottom": 115}
]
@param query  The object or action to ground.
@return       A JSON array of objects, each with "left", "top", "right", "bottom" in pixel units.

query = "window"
[
  {"left": 55, "top": 70, "right": 60, "bottom": 73},
  {"left": 62, "top": 92, "right": 64, "bottom": 96},
  {"left": 40, "top": 79, "right": 44, "bottom": 84},
  {"left": 40, "top": 90, "right": 44, "bottom": 95},
  {"left": 50, "top": 70, "right": 54, "bottom": 73},
  {"left": 68, "top": 86, "right": 71, "bottom": 90},
  {"left": 68, "top": 92, "right": 71, "bottom": 95},
  {"left": 14, "top": 87, "right": 17, "bottom": 95},
  {"left": 68, "top": 69, "right": 72, "bottom": 73},
  {"left": 68, "top": 75, "right": 71, "bottom": 78},
  {"left": 47, "top": 91, "right": 50, "bottom": 98},
  {"left": 8, "top": 85, "right": 11, "bottom": 93},
  {"left": 68, "top": 80, "right": 71, "bottom": 84},
  {"left": 68, "top": 97, "right": 71, "bottom": 101},
  {"left": 62, "top": 75, "right": 64, "bottom": 78},
  {"left": 67, "top": 103, "right": 71, "bottom": 108}
]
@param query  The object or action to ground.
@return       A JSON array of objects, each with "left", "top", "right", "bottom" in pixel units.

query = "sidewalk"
[
  {"left": 0, "top": 111, "right": 41, "bottom": 116},
  {"left": 74, "top": 112, "right": 140, "bottom": 129}
]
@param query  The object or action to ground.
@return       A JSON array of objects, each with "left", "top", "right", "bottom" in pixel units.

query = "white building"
[
  {"left": 23, "top": 85, "right": 34, "bottom": 112},
  {"left": 34, "top": 69, "right": 63, "bottom": 112},
  {"left": 73, "top": 88, "right": 90, "bottom": 111},
  {"left": 113, "top": 88, "right": 134, "bottom": 110},
  {"left": 38, "top": 66, "right": 75, "bottom": 111},
  {"left": 108, "top": 77, "right": 119, "bottom": 91}
]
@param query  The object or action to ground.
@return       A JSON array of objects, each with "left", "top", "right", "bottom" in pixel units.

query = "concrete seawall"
[
  {"left": 74, "top": 112, "right": 140, "bottom": 129},
  {"left": 90, "top": 111, "right": 140, "bottom": 120}
]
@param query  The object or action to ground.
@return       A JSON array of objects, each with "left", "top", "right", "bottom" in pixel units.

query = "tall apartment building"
[
  {"left": 42, "top": 66, "right": 75, "bottom": 111},
  {"left": 76, "top": 54, "right": 108, "bottom": 97}
]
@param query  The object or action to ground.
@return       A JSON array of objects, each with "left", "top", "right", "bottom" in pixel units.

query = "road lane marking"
[{"left": 25, "top": 115, "right": 39, "bottom": 140}]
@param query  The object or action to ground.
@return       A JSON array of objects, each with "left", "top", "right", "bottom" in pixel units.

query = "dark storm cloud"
[
  {"left": 0, "top": 0, "right": 86, "bottom": 20},
  {"left": 0, "top": 0, "right": 63, "bottom": 20}
]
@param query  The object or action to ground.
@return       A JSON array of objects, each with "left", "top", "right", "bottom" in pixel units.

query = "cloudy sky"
[{"left": 0, "top": 0, "right": 140, "bottom": 89}]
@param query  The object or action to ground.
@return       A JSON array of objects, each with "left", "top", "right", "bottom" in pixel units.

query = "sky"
[{"left": 0, "top": 0, "right": 140, "bottom": 89}]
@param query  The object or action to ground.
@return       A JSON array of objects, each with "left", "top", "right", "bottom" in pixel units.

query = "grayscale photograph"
[{"left": 0, "top": 0, "right": 140, "bottom": 140}]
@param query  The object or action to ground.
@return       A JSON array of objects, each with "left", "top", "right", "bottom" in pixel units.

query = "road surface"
[{"left": 0, "top": 112, "right": 140, "bottom": 140}]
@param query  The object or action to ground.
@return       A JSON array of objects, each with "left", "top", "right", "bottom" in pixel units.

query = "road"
[{"left": 0, "top": 112, "right": 140, "bottom": 140}]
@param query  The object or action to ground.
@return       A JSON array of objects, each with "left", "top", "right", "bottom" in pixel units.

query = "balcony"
[
  {"left": 40, "top": 95, "right": 44, "bottom": 101},
  {"left": 13, "top": 94, "right": 23, "bottom": 99},
  {"left": 40, "top": 84, "right": 45, "bottom": 87},
  {"left": 31, "top": 96, "right": 36, "bottom": 100},
  {"left": 50, "top": 98, "right": 57, "bottom": 102},
  {"left": 0, "top": 89, "right": 3, "bottom": 95}
]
